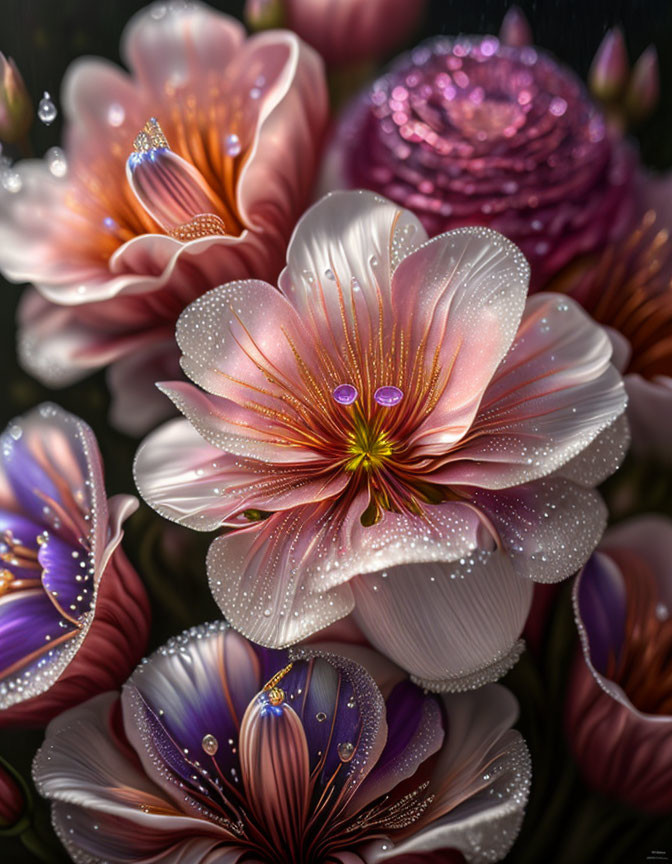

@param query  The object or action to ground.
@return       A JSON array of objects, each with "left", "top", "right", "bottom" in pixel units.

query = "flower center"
[
  {"left": 345, "top": 420, "right": 394, "bottom": 472},
  {"left": 0, "top": 528, "right": 44, "bottom": 596}
]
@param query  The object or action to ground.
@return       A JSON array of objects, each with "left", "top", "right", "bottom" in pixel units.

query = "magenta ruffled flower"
[
  {"left": 135, "top": 190, "right": 627, "bottom": 691},
  {"left": 33, "top": 621, "right": 530, "bottom": 863},
  {"left": 322, "top": 35, "right": 635, "bottom": 287},
  {"left": 566, "top": 517, "right": 672, "bottom": 812},
  {"left": 0, "top": 404, "right": 150, "bottom": 727},
  {"left": 0, "top": 2, "right": 327, "bottom": 434}
]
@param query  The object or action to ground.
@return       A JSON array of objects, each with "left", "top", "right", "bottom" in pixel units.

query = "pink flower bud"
[
  {"left": 499, "top": 6, "right": 533, "bottom": 47},
  {"left": 0, "top": 53, "right": 32, "bottom": 143},
  {"left": 626, "top": 45, "right": 660, "bottom": 123},
  {"left": 588, "top": 28, "right": 629, "bottom": 102}
]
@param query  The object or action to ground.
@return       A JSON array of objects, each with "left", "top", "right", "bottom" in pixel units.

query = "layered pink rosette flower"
[
  {"left": 0, "top": 2, "right": 327, "bottom": 434},
  {"left": 135, "top": 190, "right": 628, "bottom": 691},
  {"left": 551, "top": 171, "right": 672, "bottom": 461},
  {"left": 247, "top": 0, "right": 426, "bottom": 67},
  {"left": 33, "top": 621, "right": 530, "bottom": 863},
  {"left": 322, "top": 35, "right": 635, "bottom": 287},
  {"left": 566, "top": 516, "right": 672, "bottom": 812},
  {"left": 0, "top": 404, "right": 149, "bottom": 727}
]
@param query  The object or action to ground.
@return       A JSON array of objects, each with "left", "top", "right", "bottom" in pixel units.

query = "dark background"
[{"left": 1, "top": 1, "right": 671, "bottom": 862}]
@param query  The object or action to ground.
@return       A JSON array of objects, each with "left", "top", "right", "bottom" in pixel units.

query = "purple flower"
[
  {"left": 566, "top": 516, "right": 672, "bottom": 812},
  {"left": 0, "top": 403, "right": 150, "bottom": 727},
  {"left": 322, "top": 35, "right": 635, "bottom": 288},
  {"left": 34, "top": 622, "right": 531, "bottom": 863}
]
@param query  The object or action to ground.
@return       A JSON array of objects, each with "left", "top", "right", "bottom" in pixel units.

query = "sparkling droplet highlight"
[
  {"left": 338, "top": 741, "right": 355, "bottom": 762},
  {"left": 201, "top": 733, "right": 219, "bottom": 756},
  {"left": 38, "top": 92, "right": 57, "bottom": 125}
]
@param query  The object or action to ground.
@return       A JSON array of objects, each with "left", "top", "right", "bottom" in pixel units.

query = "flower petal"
[
  {"left": 122, "top": 621, "right": 283, "bottom": 816},
  {"left": 34, "top": 693, "right": 234, "bottom": 863},
  {"left": 395, "top": 227, "right": 529, "bottom": 452},
  {"left": 277, "top": 189, "right": 426, "bottom": 351},
  {"left": 122, "top": 2, "right": 245, "bottom": 99},
  {"left": 208, "top": 499, "right": 485, "bottom": 648},
  {"left": 351, "top": 551, "right": 531, "bottom": 691},
  {"left": 472, "top": 477, "right": 607, "bottom": 583},
  {"left": 134, "top": 417, "right": 347, "bottom": 531},
  {"left": 431, "top": 294, "right": 627, "bottom": 488},
  {"left": 371, "top": 686, "right": 530, "bottom": 864}
]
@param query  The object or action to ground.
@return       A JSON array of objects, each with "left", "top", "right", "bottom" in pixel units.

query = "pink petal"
[
  {"left": 122, "top": 3, "right": 245, "bottom": 99},
  {"left": 17, "top": 288, "right": 165, "bottom": 387},
  {"left": 624, "top": 373, "right": 672, "bottom": 462},
  {"left": 62, "top": 58, "right": 148, "bottom": 165},
  {"left": 134, "top": 417, "right": 347, "bottom": 531},
  {"left": 473, "top": 477, "right": 607, "bottom": 583},
  {"left": 397, "top": 228, "right": 529, "bottom": 454},
  {"left": 156, "top": 380, "right": 324, "bottom": 464},
  {"left": 431, "top": 294, "right": 627, "bottom": 488},
  {"left": 394, "top": 687, "right": 528, "bottom": 862},
  {"left": 33, "top": 693, "right": 235, "bottom": 861},
  {"left": 208, "top": 499, "right": 485, "bottom": 648},
  {"left": 277, "top": 189, "right": 427, "bottom": 354},
  {"left": 351, "top": 551, "right": 531, "bottom": 691},
  {"left": 107, "top": 339, "right": 182, "bottom": 436},
  {"left": 602, "top": 515, "right": 672, "bottom": 610},
  {"left": 230, "top": 32, "right": 328, "bottom": 236},
  {"left": 174, "top": 280, "right": 321, "bottom": 421},
  {"left": 558, "top": 413, "right": 630, "bottom": 488},
  {"left": 0, "top": 161, "right": 98, "bottom": 287}
]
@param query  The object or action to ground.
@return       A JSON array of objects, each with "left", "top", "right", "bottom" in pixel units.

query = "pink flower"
[
  {"left": 0, "top": 2, "right": 327, "bottom": 435},
  {"left": 0, "top": 403, "right": 150, "bottom": 727},
  {"left": 565, "top": 516, "right": 672, "bottom": 812},
  {"left": 321, "top": 35, "right": 635, "bottom": 288},
  {"left": 246, "top": 0, "right": 427, "bottom": 67},
  {"left": 33, "top": 621, "right": 530, "bottom": 863},
  {"left": 135, "top": 190, "right": 628, "bottom": 690},
  {"left": 550, "top": 170, "right": 672, "bottom": 461}
]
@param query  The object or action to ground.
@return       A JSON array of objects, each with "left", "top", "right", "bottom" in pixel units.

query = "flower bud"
[
  {"left": 625, "top": 45, "right": 660, "bottom": 123},
  {"left": 588, "top": 28, "right": 629, "bottom": 102},
  {"left": 0, "top": 762, "right": 25, "bottom": 828},
  {"left": 499, "top": 6, "right": 533, "bottom": 47},
  {"left": 0, "top": 53, "right": 32, "bottom": 143},
  {"left": 245, "top": 0, "right": 286, "bottom": 31}
]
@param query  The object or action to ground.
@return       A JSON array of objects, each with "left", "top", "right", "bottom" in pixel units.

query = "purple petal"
[
  {"left": 0, "top": 590, "right": 76, "bottom": 680},
  {"left": 576, "top": 553, "right": 627, "bottom": 673},
  {"left": 38, "top": 532, "right": 93, "bottom": 621},
  {"left": 122, "top": 622, "right": 286, "bottom": 814}
]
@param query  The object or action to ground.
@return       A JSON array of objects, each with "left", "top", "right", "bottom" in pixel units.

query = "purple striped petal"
[
  {"left": 0, "top": 590, "right": 76, "bottom": 679},
  {"left": 38, "top": 532, "right": 93, "bottom": 622}
]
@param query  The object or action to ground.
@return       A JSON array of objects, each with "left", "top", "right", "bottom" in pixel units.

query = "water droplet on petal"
[
  {"left": 316, "top": 712, "right": 327, "bottom": 723},
  {"left": 324, "top": 267, "right": 335, "bottom": 280},
  {"left": 38, "top": 92, "right": 57, "bottom": 125},
  {"left": 656, "top": 602, "right": 669, "bottom": 622},
  {"left": 374, "top": 385, "right": 403, "bottom": 407},
  {"left": 338, "top": 741, "right": 355, "bottom": 762},
  {"left": 46, "top": 147, "right": 67, "bottom": 177},
  {"left": 333, "top": 384, "right": 358, "bottom": 405},
  {"left": 202, "top": 733, "right": 219, "bottom": 756},
  {"left": 225, "top": 133, "right": 241, "bottom": 157},
  {"left": 107, "top": 103, "right": 125, "bottom": 127},
  {"left": 1, "top": 169, "right": 22, "bottom": 193}
]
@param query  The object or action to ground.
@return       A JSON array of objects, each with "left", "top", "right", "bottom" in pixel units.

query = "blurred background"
[{"left": 0, "top": 1, "right": 671, "bottom": 861}]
